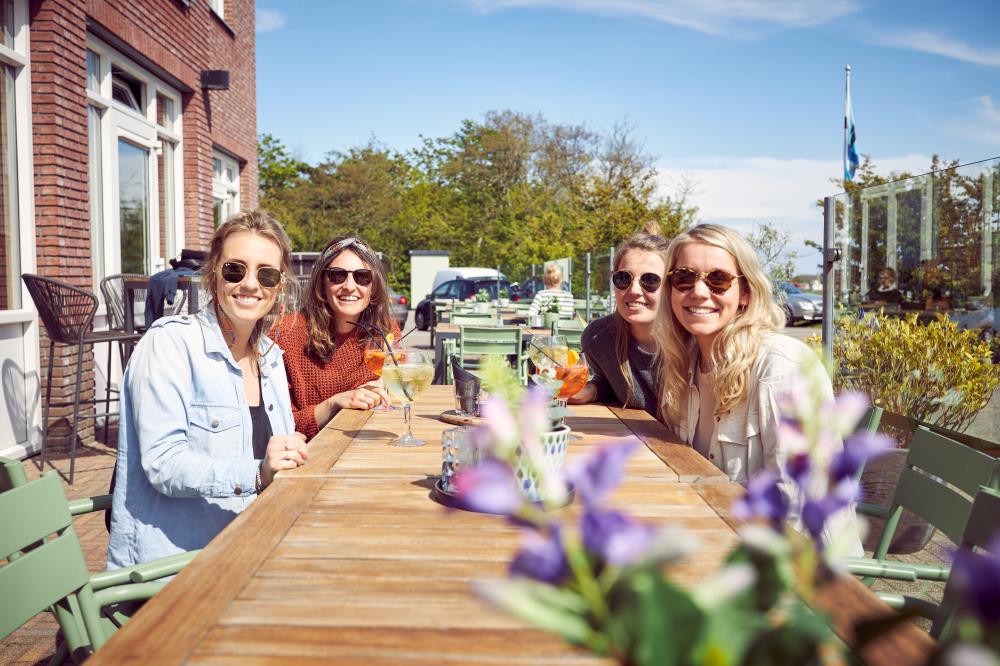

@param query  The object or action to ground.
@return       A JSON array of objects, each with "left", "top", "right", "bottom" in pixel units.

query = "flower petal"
[
  {"left": 454, "top": 459, "right": 524, "bottom": 515},
  {"left": 566, "top": 438, "right": 639, "bottom": 507},
  {"left": 581, "top": 508, "right": 656, "bottom": 566},
  {"left": 509, "top": 526, "right": 569, "bottom": 584}
]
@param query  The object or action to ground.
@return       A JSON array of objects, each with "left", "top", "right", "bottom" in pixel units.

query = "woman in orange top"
[{"left": 276, "top": 236, "right": 400, "bottom": 440}]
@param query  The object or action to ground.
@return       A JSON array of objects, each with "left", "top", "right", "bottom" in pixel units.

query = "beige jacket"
[{"left": 675, "top": 333, "right": 863, "bottom": 555}]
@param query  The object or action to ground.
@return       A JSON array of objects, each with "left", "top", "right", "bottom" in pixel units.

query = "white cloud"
[
  {"left": 657, "top": 153, "right": 932, "bottom": 272},
  {"left": 952, "top": 95, "right": 1000, "bottom": 145},
  {"left": 459, "top": 0, "right": 858, "bottom": 35},
  {"left": 256, "top": 8, "right": 287, "bottom": 33},
  {"left": 872, "top": 31, "right": 1000, "bottom": 68}
]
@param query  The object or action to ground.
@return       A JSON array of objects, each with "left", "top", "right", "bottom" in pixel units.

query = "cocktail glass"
[
  {"left": 382, "top": 347, "right": 434, "bottom": 447},
  {"left": 363, "top": 336, "right": 395, "bottom": 410},
  {"left": 554, "top": 351, "right": 590, "bottom": 441},
  {"left": 527, "top": 335, "right": 569, "bottom": 380}
]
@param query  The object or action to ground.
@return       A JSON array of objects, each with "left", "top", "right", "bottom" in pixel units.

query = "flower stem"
[{"left": 562, "top": 531, "right": 608, "bottom": 623}]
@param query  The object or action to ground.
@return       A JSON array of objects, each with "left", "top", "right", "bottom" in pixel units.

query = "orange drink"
[
  {"left": 555, "top": 364, "right": 589, "bottom": 399},
  {"left": 364, "top": 349, "right": 386, "bottom": 376}
]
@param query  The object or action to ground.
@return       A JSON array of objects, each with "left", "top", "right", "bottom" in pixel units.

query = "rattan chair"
[{"left": 22, "top": 274, "right": 142, "bottom": 484}]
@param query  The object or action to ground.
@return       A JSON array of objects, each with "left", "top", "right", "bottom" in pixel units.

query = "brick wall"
[{"left": 29, "top": 0, "right": 257, "bottom": 447}]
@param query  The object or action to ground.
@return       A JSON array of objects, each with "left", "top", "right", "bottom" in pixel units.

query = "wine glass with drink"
[
  {"left": 363, "top": 336, "right": 395, "bottom": 410},
  {"left": 554, "top": 350, "right": 590, "bottom": 441},
  {"left": 381, "top": 346, "right": 434, "bottom": 447}
]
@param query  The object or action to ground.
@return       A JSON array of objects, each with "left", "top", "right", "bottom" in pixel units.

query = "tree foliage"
[{"left": 259, "top": 112, "right": 697, "bottom": 293}]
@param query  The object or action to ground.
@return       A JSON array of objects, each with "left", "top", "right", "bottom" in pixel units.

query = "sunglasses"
[
  {"left": 325, "top": 267, "right": 374, "bottom": 287},
  {"left": 667, "top": 267, "right": 743, "bottom": 295},
  {"left": 220, "top": 261, "right": 283, "bottom": 288},
  {"left": 612, "top": 270, "right": 662, "bottom": 293}
]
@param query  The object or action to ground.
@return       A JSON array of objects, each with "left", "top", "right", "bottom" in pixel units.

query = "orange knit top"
[{"left": 274, "top": 312, "right": 400, "bottom": 440}]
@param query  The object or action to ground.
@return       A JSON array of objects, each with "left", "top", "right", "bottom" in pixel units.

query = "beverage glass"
[
  {"left": 381, "top": 347, "right": 434, "bottom": 447},
  {"left": 441, "top": 426, "right": 478, "bottom": 493},
  {"left": 527, "top": 335, "right": 568, "bottom": 380},
  {"left": 363, "top": 336, "right": 395, "bottom": 410},
  {"left": 554, "top": 352, "right": 590, "bottom": 441}
]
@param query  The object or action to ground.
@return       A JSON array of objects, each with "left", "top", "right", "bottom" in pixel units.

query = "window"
[
  {"left": 208, "top": 0, "right": 224, "bottom": 19},
  {"left": 87, "top": 37, "right": 183, "bottom": 287},
  {"left": 212, "top": 150, "right": 239, "bottom": 228},
  {"left": 0, "top": 0, "right": 28, "bottom": 311}
]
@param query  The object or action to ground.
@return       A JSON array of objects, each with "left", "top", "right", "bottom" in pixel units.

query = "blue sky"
[{"left": 255, "top": 0, "right": 1000, "bottom": 272}]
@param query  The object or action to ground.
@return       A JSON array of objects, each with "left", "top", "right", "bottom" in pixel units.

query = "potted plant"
[
  {"left": 473, "top": 288, "right": 491, "bottom": 314},
  {"left": 542, "top": 296, "right": 561, "bottom": 328},
  {"left": 498, "top": 288, "right": 510, "bottom": 307},
  {"left": 827, "top": 312, "right": 999, "bottom": 553}
]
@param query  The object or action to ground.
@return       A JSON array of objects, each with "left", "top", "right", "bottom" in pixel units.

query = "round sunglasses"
[
  {"left": 325, "top": 267, "right": 374, "bottom": 287},
  {"left": 220, "top": 261, "right": 283, "bottom": 288},
  {"left": 667, "top": 267, "right": 743, "bottom": 295},
  {"left": 612, "top": 270, "right": 662, "bottom": 293}
]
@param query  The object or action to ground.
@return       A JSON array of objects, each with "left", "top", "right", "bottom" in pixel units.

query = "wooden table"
[{"left": 89, "top": 387, "right": 934, "bottom": 665}]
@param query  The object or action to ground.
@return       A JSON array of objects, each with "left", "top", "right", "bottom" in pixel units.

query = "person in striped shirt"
[{"left": 528, "top": 264, "right": 575, "bottom": 317}]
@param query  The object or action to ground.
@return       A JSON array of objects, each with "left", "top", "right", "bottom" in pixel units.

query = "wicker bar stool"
[{"left": 21, "top": 274, "right": 143, "bottom": 484}]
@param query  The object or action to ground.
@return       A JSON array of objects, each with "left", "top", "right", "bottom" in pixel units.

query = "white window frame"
[
  {"left": 86, "top": 35, "right": 184, "bottom": 283},
  {"left": 208, "top": 0, "right": 224, "bottom": 20},
  {"left": 212, "top": 149, "right": 240, "bottom": 225}
]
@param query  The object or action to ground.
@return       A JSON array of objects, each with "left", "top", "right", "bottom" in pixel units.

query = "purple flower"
[
  {"left": 828, "top": 431, "right": 893, "bottom": 484},
  {"left": 732, "top": 471, "right": 789, "bottom": 529},
  {"left": 510, "top": 526, "right": 569, "bottom": 583},
  {"left": 567, "top": 439, "right": 639, "bottom": 508},
  {"left": 830, "top": 392, "right": 871, "bottom": 437},
  {"left": 949, "top": 535, "right": 1000, "bottom": 626},
  {"left": 785, "top": 452, "right": 812, "bottom": 491},
  {"left": 581, "top": 508, "right": 656, "bottom": 566},
  {"left": 454, "top": 459, "right": 524, "bottom": 515},
  {"left": 801, "top": 494, "right": 850, "bottom": 543}
]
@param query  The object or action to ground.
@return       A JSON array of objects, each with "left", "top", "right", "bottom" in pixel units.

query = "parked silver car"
[
  {"left": 387, "top": 288, "right": 409, "bottom": 330},
  {"left": 778, "top": 282, "right": 823, "bottom": 325}
]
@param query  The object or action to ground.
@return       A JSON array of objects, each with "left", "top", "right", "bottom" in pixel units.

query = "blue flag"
[{"left": 844, "top": 68, "right": 859, "bottom": 182}]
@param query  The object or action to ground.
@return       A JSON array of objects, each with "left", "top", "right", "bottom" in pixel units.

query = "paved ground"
[{"left": 0, "top": 319, "right": 979, "bottom": 661}]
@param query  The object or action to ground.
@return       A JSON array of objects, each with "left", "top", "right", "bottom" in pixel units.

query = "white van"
[{"left": 431, "top": 267, "right": 506, "bottom": 291}]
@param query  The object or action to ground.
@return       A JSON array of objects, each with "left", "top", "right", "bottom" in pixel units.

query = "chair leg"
[
  {"left": 68, "top": 342, "right": 86, "bottom": 485},
  {"left": 40, "top": 340, "right": 56, "bottom": 473},
  {"left": 103, "top": 341, "right": 113, "bottom": 445}
]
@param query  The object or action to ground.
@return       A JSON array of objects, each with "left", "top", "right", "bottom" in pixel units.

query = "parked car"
[
  {"left": 387, "top": 288, "right": 409, "bottom": 329},
  {"left": 510, "top": 277, "right": 571, "bottom": 302},
  {"left": 414, "top": 277, "right": 513, "bottom": 330},
  {"left": 777, "top": 282, "right": 823, "bottom": 325},
  {"left": 432, "top": 267, "right": 505, "bottom": 291}
]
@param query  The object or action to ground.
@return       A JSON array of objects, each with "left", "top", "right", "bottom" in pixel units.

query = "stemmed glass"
[
  {"left": 363, "top": 336, "right": 395, "bottom": 410},
  {"left": 381, "top": 347, "right": 434, "bottom": 447},
  {"left": 555, "top": 351, "right": 590, "bottom": 441},
  {"left": 527, "top": 335, "right": 569, "bottom": 380}
]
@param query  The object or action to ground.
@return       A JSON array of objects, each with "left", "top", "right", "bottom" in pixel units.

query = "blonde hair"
[
  {"left": 542, "top": 263, "right": 563, "bottom": 289},
  {"left": 611, "top": 231, "right": 670, "bottom": 407},
  {"left": 201, "top": 209, "right": 297, "bottom": 353},
  {"left": 656, "top": 224, "right": 784, "bottom": 425}
]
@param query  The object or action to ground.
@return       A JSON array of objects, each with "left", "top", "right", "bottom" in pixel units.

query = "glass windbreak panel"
[
  {"left": 86, "top": 50, "right": 100, "bottom": 94},
  {"left": 0, "top": 63, "right": 18, "bottom": 309},
  {"left": 117, "top": 139, "right": 149, "bottom": 274},
  {"left": 155, "top": 93, "right": 173, "bottom": 131},
  {"left": 88, "top": 106, "right": 104, "bottom": 292},
  {"left": 157, "top": 140, "right": 175, "bottom": 265}
]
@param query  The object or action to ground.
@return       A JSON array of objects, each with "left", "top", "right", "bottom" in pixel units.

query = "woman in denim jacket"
[
  {"left": 656, "top": 224, "right": 861, "bottom": 553},
  {"left": 108, "top": 210, "right": 308, "bottom": 568}
]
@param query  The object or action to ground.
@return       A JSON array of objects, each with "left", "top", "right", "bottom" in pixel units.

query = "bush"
[{"left": 828, "top": 313, "right": 999, "bottom": 432}]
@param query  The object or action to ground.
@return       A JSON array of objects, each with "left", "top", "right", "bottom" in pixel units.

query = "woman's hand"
[
  {"left": 331, "top": 382, "right": 391, "bottom": 411},
  {"left": 567, "top": 383, "right": 597, "bottom": 405},
  {"left": 259, "top": 432, "right": 308, "bottom": 489}
]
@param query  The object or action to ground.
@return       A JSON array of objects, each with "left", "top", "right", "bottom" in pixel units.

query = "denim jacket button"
[
  {"left": 268, "top": 404, "right": 273, "bottom": 411},
  {"left": 709, "top": 454, "right": 715, "bottom": 460},
  {"left": 234, "top": 485, "right": 242, "bottom": 496},
  {"left": 211, "top": 418, "right": 220, "bottom": 428}
]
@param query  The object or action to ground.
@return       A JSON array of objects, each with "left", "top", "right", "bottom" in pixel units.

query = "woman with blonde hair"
[
  {"left": 527, "top": 263, "right": 575, "bottom": 318},
  {"left": 657, "top": 223, "right": 860, "bottom": 550},
  {"left": 276, "top": 236, "right": 399, "bottom": 440},
  {"left": 570, "top": 222, "right": 668, "bottom": 417},
  {"left": 109, "top": 210, "right": 306, "bottom": 568}
]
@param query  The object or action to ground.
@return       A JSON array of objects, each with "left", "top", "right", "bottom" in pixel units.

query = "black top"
[
  {"left": 581, "top": 314, "right": 662, "bottom": 419},
  {"left": 249, "top": 372, "right": 273, "bottom": 459}
]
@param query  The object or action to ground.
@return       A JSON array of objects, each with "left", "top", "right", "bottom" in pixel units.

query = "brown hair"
[
  {"left": 610, "top": 229, "right": 670, "bottom": 407},
  {"left": 543, "top": 263, "right": 563, "bottom": 289},
  {"left": 201, "top": 209, "right": 297, "bottom": 353},
  {"left": 302, "top": 236, "right": 395, "bottom": 362}
]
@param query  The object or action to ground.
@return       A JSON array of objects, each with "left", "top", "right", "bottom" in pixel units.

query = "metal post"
[
  {"left": 822, "top": 196, "right": 839, "bottom": 362},
  {"left": 608, "top": 246, "right": 615, "bottom": 300},
  {"left": 585, "top": 252, "right": 592, "bottom": 320},
  {"left": 496, "top": 265, "right": 502, "bottom": 325}
]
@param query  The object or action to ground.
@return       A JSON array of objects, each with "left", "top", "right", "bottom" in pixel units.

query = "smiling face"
[
  {"left": 324, "top": 249, "right": 373, "bottom": 328},
  {"left": 669, "top": 242, "right": 748, "bottom": 353},
  {"left": 614, "top": 249, "right": 666, "bottom": 334},
  {"left": 215, "top": 230, "right": 282, "bottom": 333}
]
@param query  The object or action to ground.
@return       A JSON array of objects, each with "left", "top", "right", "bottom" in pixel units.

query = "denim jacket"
[
  {"left": 675, "top": 333, "right": 863, "bottom": 555},
  {"left": 107, "top": 306, "right": 295, "bottom": 568}
]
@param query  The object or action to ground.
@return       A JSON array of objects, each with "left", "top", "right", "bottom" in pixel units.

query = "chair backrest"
[
  {"left": 100, "top": 273, "right": 146, "bottom": 331},
  {"left": 553, "top": 325, "right": 583, "bottom": 351},
  {"left": 892, "top": 427, "right": 1000, "bottom": 544},
  {"left": 21, "top": 274, "right": 98, "bottom": 344},
  {"left": 932, "top": 485, "right": 1000, "bottom": 639},
  {"left": 452, "top": 313, "right": 494, "bottom": 324},
  {"left": 459, "top": 325, "right": 523, "bottom": 359},
  {"left": 0, "top": 455, "right": 28, "bottom": 493},
  {"left": 0, "top": 474, "right": 101, "bottom": 646}
]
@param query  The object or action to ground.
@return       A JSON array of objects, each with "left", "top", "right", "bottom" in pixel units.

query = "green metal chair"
[
  {"left": 1, "top": 456, "right": 111, "bottom": 519},
  {"left": 841, "top": 426, "right": 1000, "bottom": 602},
  {"left": 552, "top": 323, "right": 583, "bottom": 352},
  {"left": 451, "top": 313, "right": 495, "bottom": 325},
  {"left": 458, "top": 325, "right": 527, "bottom": 383}
]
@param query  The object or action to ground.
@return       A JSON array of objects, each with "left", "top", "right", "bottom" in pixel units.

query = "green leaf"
[
  {"left": 628, "top": 569, "right": 706, "bottom": 666},
  {"left": 473, "top": 579, "right": 597, "bottom": 647}
]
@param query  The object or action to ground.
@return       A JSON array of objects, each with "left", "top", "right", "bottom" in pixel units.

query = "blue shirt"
[{"left": 107, "top": 306, "right": 295, "bottom": 568}]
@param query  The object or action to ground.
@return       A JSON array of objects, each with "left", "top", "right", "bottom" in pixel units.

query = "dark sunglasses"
[
  {"left": 325, "top": 267, "right": 374, "bottom": 287},
  {"left": 667, "top": 267, "right": 743, "bottom": 295},
  {"left": 220, "top": 261, "right": 283, "bottom": 288},
  {"left": 612, "top": 270, "right": 662, "bottom": 293}
]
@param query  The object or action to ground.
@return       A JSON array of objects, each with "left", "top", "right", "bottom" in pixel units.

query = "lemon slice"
[
  {"left": 385, "top": 332, "right": 395, "bottom": 345},
  {"left": 567, "top": 349, "right": 579, "bottom": 366}
]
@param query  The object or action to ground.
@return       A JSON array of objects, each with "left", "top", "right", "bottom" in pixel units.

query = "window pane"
[
  {"left": 111, "top": 66, "right": 142, "bottom": 112},
  {"left": 0, "top": 64, "right": 18, "bottom": 309},
  {"left": 86, "top": 50, "right": 100, "bottom": 95},
  {"left": 213, "top": 198, "right": 223, "bottom": 229},
  {"left": 88, "top": 106, "right": 103, "bottom": 292},
  {"left": 1, "top": 0, "right": 13, "bottom": 49},
  {"left": 117, "top": 139, "right": 148, "bottom": 274},
  {"left": 155, "top": 93, "right": 173, "bottom": 131},
  {"left": 157, "top": 140, "right": 175, "bottom": 265}
]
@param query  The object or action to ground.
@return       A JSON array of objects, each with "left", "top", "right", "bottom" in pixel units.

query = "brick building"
[{"left": 0, "top": 0, "right": 257, "bottom": 461}]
